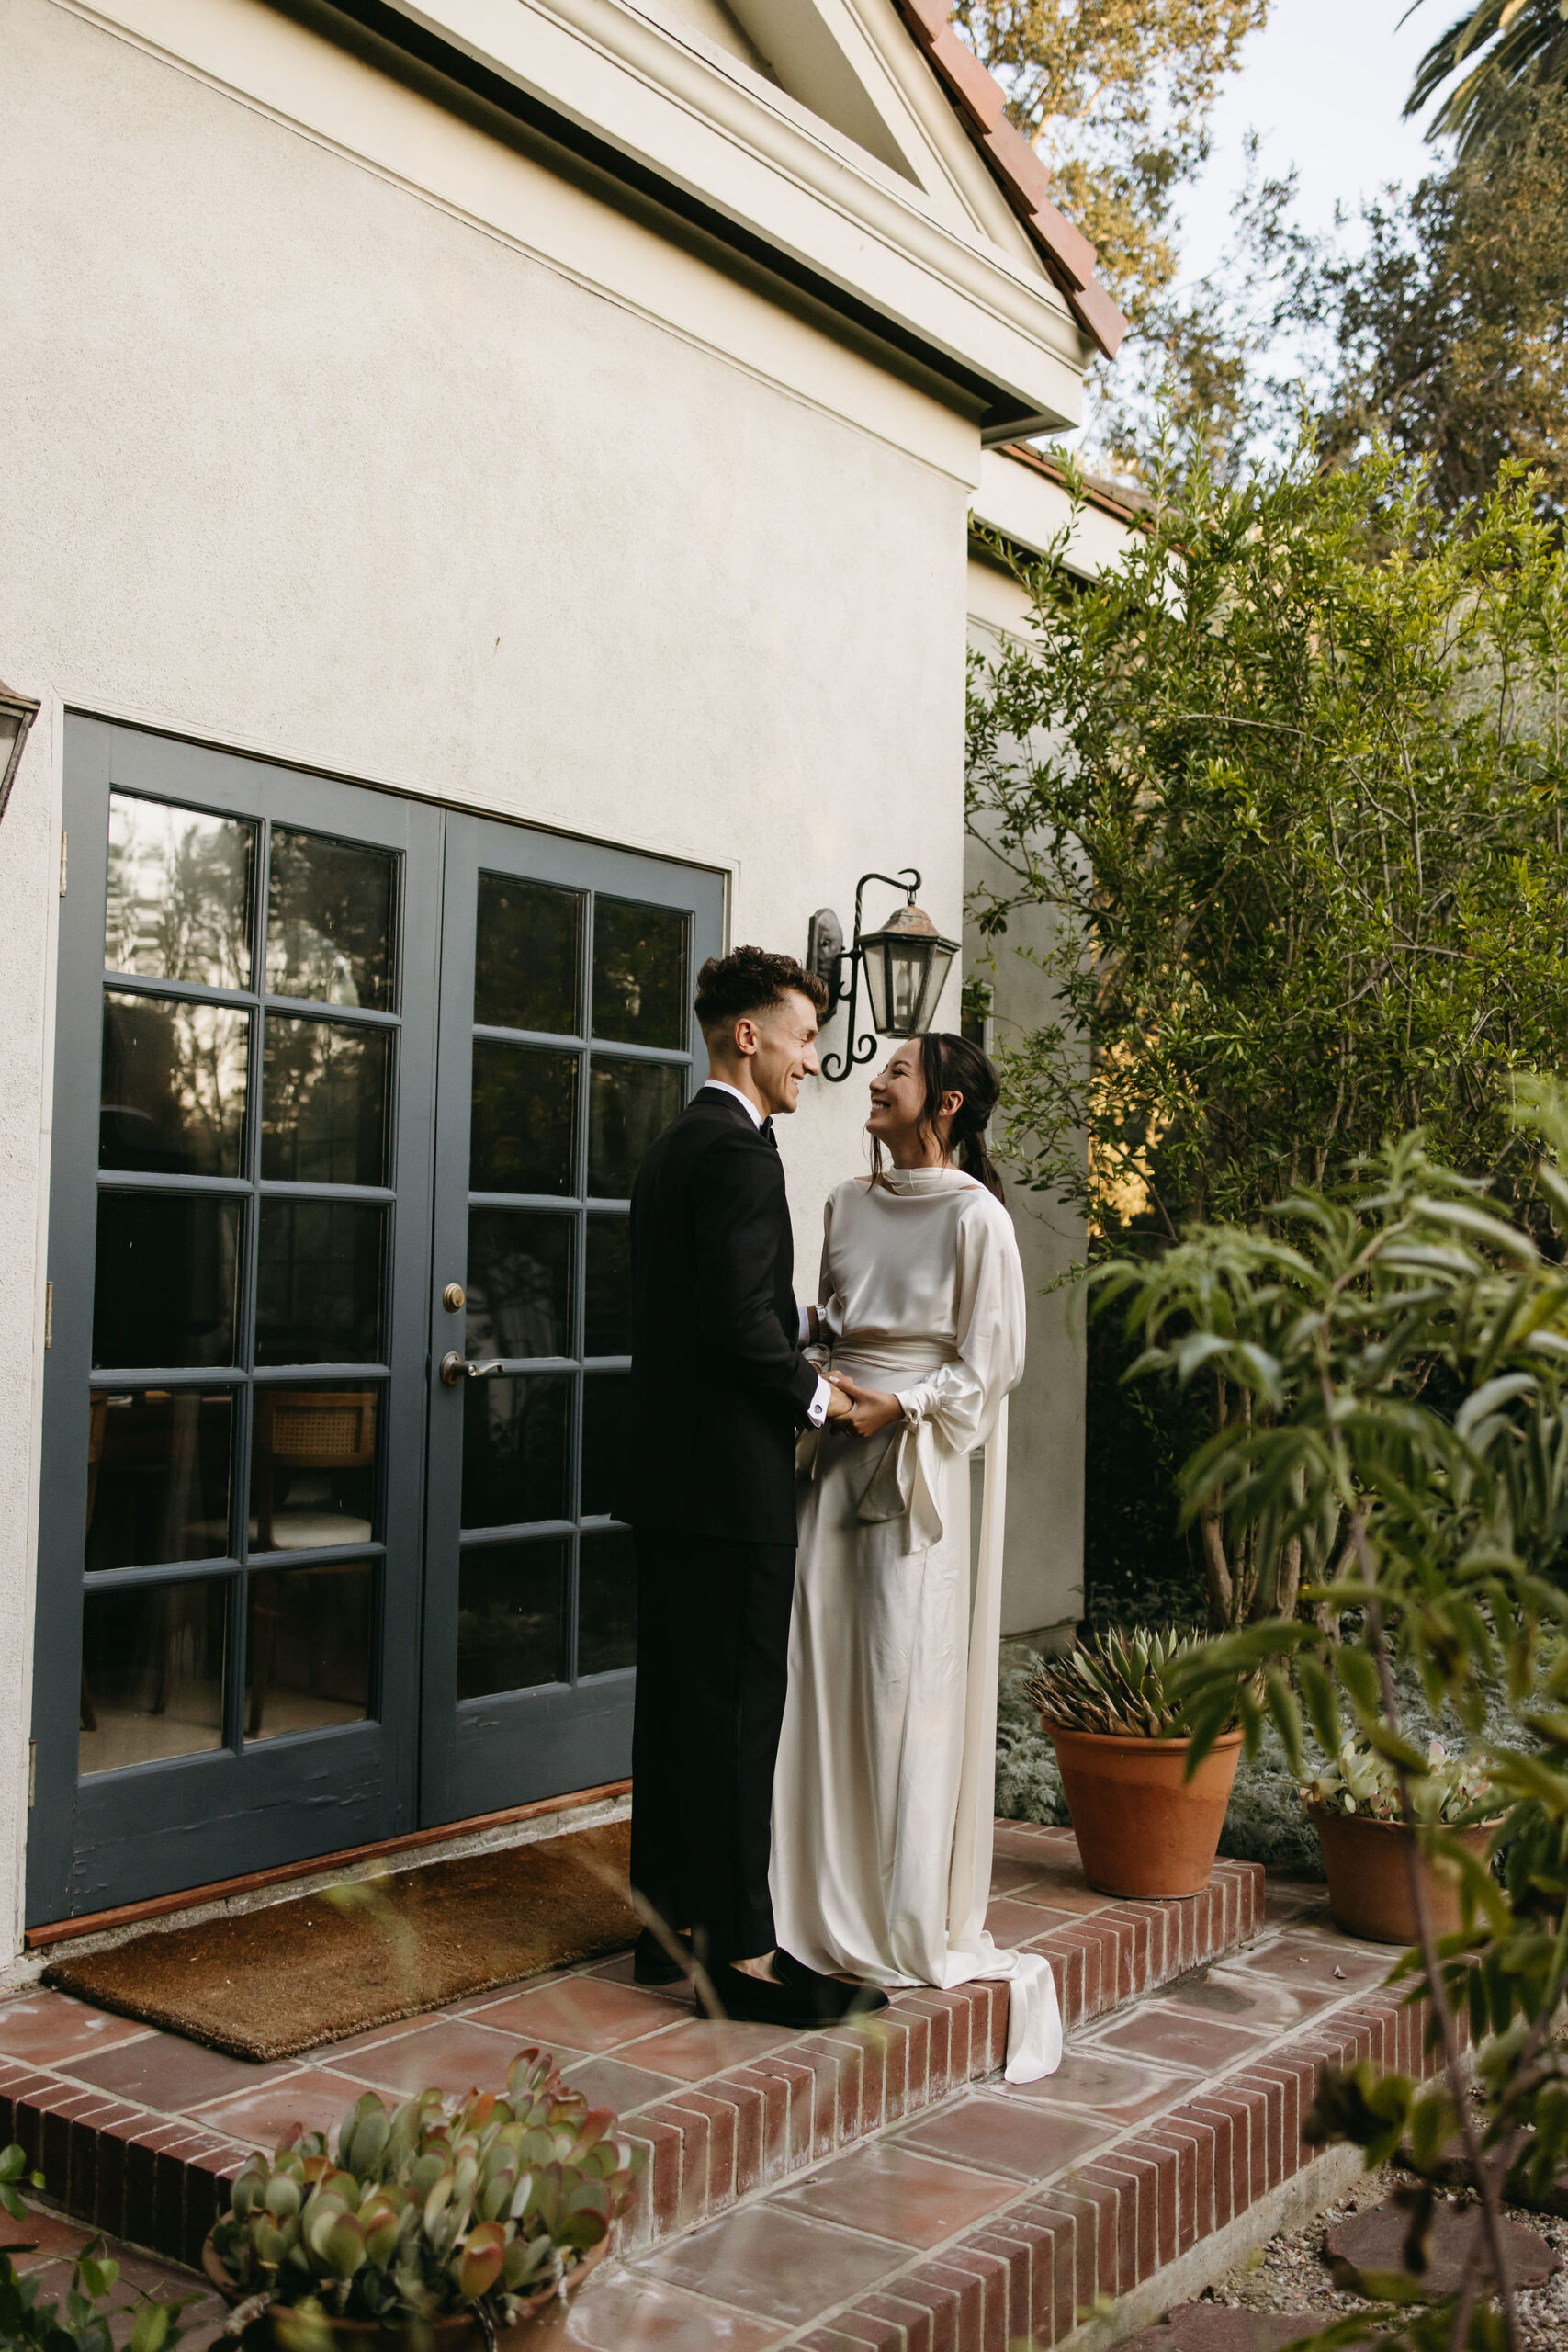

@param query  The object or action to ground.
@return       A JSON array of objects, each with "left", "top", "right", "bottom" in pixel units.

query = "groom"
[{"left": 626, "top": 944, "right": 885, "bottom": 2028}]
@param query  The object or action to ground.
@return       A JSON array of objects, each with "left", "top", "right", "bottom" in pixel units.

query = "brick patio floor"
[{"left": 0, "top": 1828, "right": 1435, "bottom": 2350}]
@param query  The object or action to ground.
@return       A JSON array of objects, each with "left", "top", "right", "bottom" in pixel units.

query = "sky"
[{"left": 1173, "top": 0, "right": 1447, "bottom": 290}]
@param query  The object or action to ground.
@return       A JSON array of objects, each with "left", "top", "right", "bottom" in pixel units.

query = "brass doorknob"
[{"left": 439, "top": 1351, "right": 505, "bottom": 1386}]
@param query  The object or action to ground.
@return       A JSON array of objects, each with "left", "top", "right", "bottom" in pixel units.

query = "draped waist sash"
[{"left": 797, "top": 1332, "right": 957, "bottom": 1555}]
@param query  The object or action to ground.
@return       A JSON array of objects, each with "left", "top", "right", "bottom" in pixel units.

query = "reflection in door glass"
[
  {"left": 261, "top": 1016, "right": 389, "bottom": 1185},
  {"left": 465, "top": 1210, "right": 571, "bottom": 1361},
  {"left": 461, "top": 1373, "right": 570, "bottom": 1529},
  {"left": 93, "top": 1193, "right": 241, "bottom": 1369},
  {"left": 254, "top": 1202, "right": 385, "bottom": 1364},
  {"left": 583, "top": 1216, "right": 630, "bottom": 1356},
  {"left": 580, "top": 1373, "right": 628, "bottom": 1517},
  {"left": 100, "top": 994, "right": 249, "bottom": 1176},
  {"left": 251, "top": 1385, "right": 378, "bottom": 1551},
  {"left": 592, "top": 898, "right": 686, "bottom": 1047},
  {"left": 245, "top": 1561, "right": 372, "bottom": 1739},
  {"left": 105, "top": 796, "right": 254, "bottom": 990},
  {"left": 589, "top": 1057, "right": 682, "bottom": 1197},
  {"left": 266, "top": 829, "right": 395, "bottom": 1011},
  {"left": 457, "top": 1540, "right": 566, "bottom": 1696},
  {"left": 78, "top": 1577, "right": 227, "bottom": 1774},
  {"left": 85, "top": 1389, "right": 233, "bottom": 1571},
  {"left": 469, "top": 1042, "right": 577, "bottom": 1195},
  {"left": 474, "top": 876, "right": 582, "bottom": 1036},
  {"left": 578, "top": 1529, "right": 637, "bottom": 1676}
]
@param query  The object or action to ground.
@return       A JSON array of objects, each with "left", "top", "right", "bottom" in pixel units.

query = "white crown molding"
[{"left": 370, "top": 0, "right": 1089, "bottom": 431}]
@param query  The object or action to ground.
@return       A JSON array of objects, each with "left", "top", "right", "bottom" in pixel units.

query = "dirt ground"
[{"left": 1197, "top": 2165, "right": 1568, "bottom": 2350}]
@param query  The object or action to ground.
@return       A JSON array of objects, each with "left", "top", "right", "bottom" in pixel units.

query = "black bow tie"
[{"left": 761, "top": 1117, "right": 778, "bottom": 1149}]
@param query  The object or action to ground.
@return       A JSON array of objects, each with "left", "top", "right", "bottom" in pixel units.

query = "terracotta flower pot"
[
  {"left": 201, "top": 2234, "right": 609, "bottom": 2347},
  {"left": 1044, "top": 1722, "right": 1243, "bottom": 1899},
  {"left": 1306, "top": 1801, "right": 1501, "bottom": 1945}
]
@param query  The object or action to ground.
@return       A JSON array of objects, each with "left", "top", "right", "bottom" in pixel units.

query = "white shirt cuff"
[{"left": 807, "top": 1374, "right": 831, "bottom": 1428}]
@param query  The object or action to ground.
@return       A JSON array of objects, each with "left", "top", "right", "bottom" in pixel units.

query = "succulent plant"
[
  {"left": 208, "top": 2049, "right": 641, "bottom": 2340},
  {"left": 1303, "top": 1735, "right": 1495, "bottom": 1826},
  {"left": 1027, "top": 1624, "right": 1224, "bottom": 1738}
]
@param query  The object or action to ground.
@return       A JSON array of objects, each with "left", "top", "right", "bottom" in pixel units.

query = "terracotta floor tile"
[
  {"left": 62, "top": 2028, "right": 290, "bottom": 2115},
  {"left": 987, "top": 1896, "right": 1074, "bottom": 1945},
  {"left": 558, "top": 2264, "right": 787, "bottom": 2349},
  {"left": 627, "top": 2018, "right": 797, "bottom": 2083},
  {"left": 563, "top": 2053, "right": 688, "bottom": 2113},
  {"left": 186, "top": 2065, "right": 374, "bottom": 2144},
  {"left": 641, "top": 2206, "right": 907, "bottom": 2324},
  {"left": 474, "top": 1975, "right": 683, "bottom": 2053},
  {"left": 990, "top": 1856, "right": 1048, "bottom": 1895},
  {"left": 897, "top": 2089, "right": 1116, "bottom": 2180},
  {"left": 993, "top": 2044, "right": 1201, "bottom": 2120},
  {"left": 1157, "top": 1963, "right": 1333, "bottom": 2032},
  {"left": 0, "top": 1991, "right": 149, "bottom": 2066},
  {"left": 586, "top": 1953, "right": 689, "bottom": 2003},
  {"left": 1008, "top": 1866, "right": 1117, "bottom": 1917},
  {"left": 1235, "top": 1933, "right": 1391, "bottom": 1992},
  {"left": 310, "top": 2018, "right": 433, "bottom": 2059},
  {"left": 333, "top": 2016, "right": 579, "bottom": 2098},
  {"left": 773, "top": 2138, "right": 1018, "bottom": 2247},
  {"left": 993, "top": 1824, "right": 1077, "bottom": 1861},
  {"left": 11, "top": 2200, "right": 95, "bottom": 2267},
  {"left": 1263, "top": 1880, "right": 1330, "bottom": 1924},
  {"left": 1089, "top": 2007, "right": 1273, "bottom": 2074}
]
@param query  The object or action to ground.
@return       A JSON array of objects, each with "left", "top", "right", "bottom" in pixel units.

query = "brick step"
[
  {"left": 556, "top": 1885, "right": 1440, "bottom": 2352},
  {"left": 0, "top": 1825, "right": 1260, "bottom": 2275}
]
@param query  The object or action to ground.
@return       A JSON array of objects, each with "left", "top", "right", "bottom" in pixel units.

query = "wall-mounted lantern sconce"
[
  {"left": 807, "top": 869, "right": 959, "bottom": 1083},
  {"left": 0, "top": 679, "right": 40, "bottom": 828}
]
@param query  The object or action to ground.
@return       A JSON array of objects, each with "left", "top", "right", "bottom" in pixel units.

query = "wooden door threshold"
[{"left": 25, "top": 1778, "right": 632, "bottom": 1949}]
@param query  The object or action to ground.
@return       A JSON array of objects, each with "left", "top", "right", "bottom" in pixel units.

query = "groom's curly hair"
[{"left": 694, "top": 945, "right": 828, "bottom": 1035}]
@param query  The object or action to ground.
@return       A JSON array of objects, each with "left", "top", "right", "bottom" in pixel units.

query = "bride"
[{"left": 769, "top": 1032, "right": 1063, "bottom": 2083}]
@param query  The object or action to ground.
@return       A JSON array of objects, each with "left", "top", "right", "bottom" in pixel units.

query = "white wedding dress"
[{"left": 770, "top": 1166, "right": 1064, "bottom": 2083}]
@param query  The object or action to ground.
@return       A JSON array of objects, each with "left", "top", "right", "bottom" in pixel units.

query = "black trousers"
[{"left": 628, "top": 1527, "right": 796, "bottom": 1965}]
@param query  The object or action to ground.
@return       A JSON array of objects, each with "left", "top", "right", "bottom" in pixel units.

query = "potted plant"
[
  {"left": 1302, "top": 1736, "right": 1500, "bottom": 1945},
  {"left": 1027, "top": 1626, "right": 1242, "bottom": 1899},
  {"left": 1029, "top": 1627, "right": 1241, "bottom": 1900},
  {"left": 203, "top": 2049, "right": 640, "bottom": 2347}
]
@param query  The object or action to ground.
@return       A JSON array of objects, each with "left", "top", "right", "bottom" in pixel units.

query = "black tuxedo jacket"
[{"left": 625, "top": 1085, "right": 819, "bottom": 1544}]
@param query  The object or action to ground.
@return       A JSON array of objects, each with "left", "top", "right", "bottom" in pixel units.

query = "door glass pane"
[
  {"left": 475, "top": 876, "right": 581, "bottom": 1036},
  {"left": 100, "top": 994, "right": 249, "bottom": 1176},
  {"left": 581, "top": 1373, "right": 627, "bottom": 1518},
  {"left": 261, "top": 1016, "right": 389, "bottom": 1185},
  {"left": 457, "top": 1540, "right": 567, "bottom": 1697},
  {"left": 86, "top": 1390, "right": 233, "bottom": 1571},
  {"left": 578, "top": 1529, "right": 637, "bottom": 1676},
  {"left": 266, "top": 829, "right": 395, "bottom": 1011},
  {"left": 78, "top": 1578, "right": 228, "bottom": 1774},
  {"left": 589, "top": 1058, "right": 682, "bottom": 1197},
  {"left": 465, "top": 1211, "right": 571, "bottom": 1361},
  {"left": 592, "top": 899, "right": 686, "bottom": 1047},
  {"left": 106, "top": 795, "right": 254, "bottom": 990},
  {"left": 470, "top": 1042, "right": 576, "bottom": 1195},
  {"left": 246, "top": 1561, "right": 373, "bottom": 1739},
  {"left": 93, "top": 1193, "right": 241, "bottom": 1369},
  {"left": 583, "top": 1216, "right": 630, "bottom": 1356},
  {"left": 255, "top": 1201, "right": 385, "bottom": 1364},
  {"left": 461, "top": 1373, "right": 570, "bottom": 1529},
  {"left": 251, "top": 1385, "right": 378, "bottom": 1552}
]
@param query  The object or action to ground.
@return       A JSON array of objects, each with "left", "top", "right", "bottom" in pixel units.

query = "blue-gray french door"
[
  {"left": 28, "top": 721, "right": 719, "bottom": 1928},
  {"left": 420, "top": 815, "right": 720, "bottom": 1825}
]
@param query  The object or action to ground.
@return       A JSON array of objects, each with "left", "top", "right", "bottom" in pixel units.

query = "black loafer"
[
  {"left": 715, "top": 1959, "right": 890, "bottom": 2029},
  {"left": 633, "top": 1928, "right": 692, "bottom": 1986},
  {"left": 774, "top": 1947, "right": 890, "bottom": 2017}
]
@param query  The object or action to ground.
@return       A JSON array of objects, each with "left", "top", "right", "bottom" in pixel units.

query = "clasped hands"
[{"left": 823, "top": 1372, "right": 903, "bottom": 1439}]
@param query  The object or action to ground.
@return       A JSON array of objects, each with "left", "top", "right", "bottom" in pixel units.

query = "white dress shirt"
[{"left": 701, "top": 1080, "right": 830, "bottom": 1428}]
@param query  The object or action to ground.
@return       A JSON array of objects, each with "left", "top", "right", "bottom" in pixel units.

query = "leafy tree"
[
  {"left": 952, "top": 0, "right": 1266, "bottom": 316},
  {"left": 1407, "top": 0, "right": 1568, "bottom": 154},
  {"left": 1102, "top": 1102, "right": 1568, "bottom": 2351},
  {"left": 966, "top": 442, "right": 1568, "bottom": 1624}
]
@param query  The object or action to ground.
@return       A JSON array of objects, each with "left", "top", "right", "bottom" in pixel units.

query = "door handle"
[{"left": 439, "top": 1351, "right": 506, "bottom": 1386}]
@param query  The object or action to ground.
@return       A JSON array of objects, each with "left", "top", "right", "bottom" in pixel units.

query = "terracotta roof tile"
[{"left": 893, "top": 1, "right": 1126, "bottom": 358}]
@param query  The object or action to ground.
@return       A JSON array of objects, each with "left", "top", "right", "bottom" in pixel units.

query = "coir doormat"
[{"left": 43, "top": 1818, "right": 637, "bottom": 2063}]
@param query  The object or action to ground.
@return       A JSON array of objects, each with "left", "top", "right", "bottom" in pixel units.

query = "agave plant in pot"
[
  {"left": 1027, "top": 1627, "right": 1242, "bottom": 1899},
  {"left": 1303, "top": 1735, "right": 1500, "bottom": 1946},
  {"left": 204, "top": 2048, "right": 640, "bottom": 2348}
]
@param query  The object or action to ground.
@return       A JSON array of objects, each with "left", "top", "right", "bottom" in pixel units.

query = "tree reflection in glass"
[
  {"left": 106, "top": 796, "right": 254, "bottom": 990},
  {"left": 100, "top": 993, "right": 249, "bottom": 1175},
  {"left": 266, "top": 829, "right": 395, "bottom": 1011}
]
